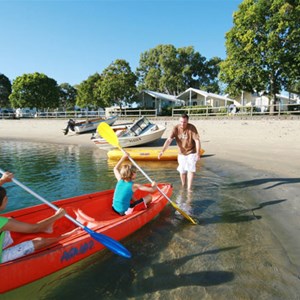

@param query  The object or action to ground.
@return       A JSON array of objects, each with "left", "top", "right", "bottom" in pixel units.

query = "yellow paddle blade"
[
  {"left": 170, "top": 201, "right": 198, "bottom": 225},
  {"left": 97, "top": 122, "right": 120, "bottom": 148}
]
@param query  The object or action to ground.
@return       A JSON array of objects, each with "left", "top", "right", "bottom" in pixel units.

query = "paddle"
[
  {"left": 0, "top": 169, "right": 131, "bottom": 259},
  {"left": 97, "top": 123, "right": 197, "bottom": 225}
]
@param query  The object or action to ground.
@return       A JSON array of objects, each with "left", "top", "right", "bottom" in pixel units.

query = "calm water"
[{"left": 1, "top": 140, "right": 299, "bottom": 299}]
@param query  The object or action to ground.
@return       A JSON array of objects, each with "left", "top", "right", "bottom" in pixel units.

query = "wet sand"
[{"left": 1, "top": 116, "right": 300, "bottom": 291}]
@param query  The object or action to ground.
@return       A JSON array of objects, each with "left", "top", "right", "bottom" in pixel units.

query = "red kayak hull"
[{"left": 0, "top": 183, "right": 172, "bottom": 293}]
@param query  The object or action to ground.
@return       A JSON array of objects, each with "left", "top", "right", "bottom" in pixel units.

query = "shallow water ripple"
[{"left": 1, "top": 141, "right": 300, "bottom": 299}]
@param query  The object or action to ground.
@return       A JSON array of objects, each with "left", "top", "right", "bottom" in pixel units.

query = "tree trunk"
[{"left": 269, "top": 97, "right": 275, "bottom": 114}]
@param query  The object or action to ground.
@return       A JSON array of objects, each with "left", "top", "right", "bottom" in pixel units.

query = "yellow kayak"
[{"left": 107, "top": 147, "right": 205, "bottom": 161}]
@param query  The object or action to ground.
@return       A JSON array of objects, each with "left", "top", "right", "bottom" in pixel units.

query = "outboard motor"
[{"left": 63, "top": 119, "right": 76, "bottom": 135}]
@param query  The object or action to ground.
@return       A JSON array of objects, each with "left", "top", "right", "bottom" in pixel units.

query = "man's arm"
[
  {"left": 195, "top": 138, "right": 201, "bottom": 160},
  {"left": 158, "top": 137, "right": 173, "bottom": 159}
]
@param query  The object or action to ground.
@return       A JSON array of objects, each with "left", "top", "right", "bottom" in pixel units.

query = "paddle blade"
[
  {"left": 84, "top": 227, "right": 131, "bottom": 259},
  {"left": 171, "top": 202, "right": 198, "bottom": 225},
  {"left": 97, "top": 122, "right": 120, "bottom": 148}
]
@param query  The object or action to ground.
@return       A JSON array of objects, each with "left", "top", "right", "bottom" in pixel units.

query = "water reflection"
[{"left": 174, "top": 189, "right": 193, "bottom": 219}]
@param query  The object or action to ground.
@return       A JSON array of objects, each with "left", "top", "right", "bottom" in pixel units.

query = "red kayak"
[{"left": 0, "top": 183, "right": 172, "bottom": 293}]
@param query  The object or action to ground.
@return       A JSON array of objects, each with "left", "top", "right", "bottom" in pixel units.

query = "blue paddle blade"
[{"left": 84, "top": 227, "right": 132, "bottom": 259}]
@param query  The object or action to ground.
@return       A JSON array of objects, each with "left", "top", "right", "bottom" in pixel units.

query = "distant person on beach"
[
  {"left": 158, "top": 113, "right": 201, "bottom": 190},
  {"left": 228, "top": 104, "right": 237, "bottom": 114},
  {"left": 112, "top": 153, "right": 157, "bottom": 216},
  {"left": 0, "top": 171, "right": 75, "bottom": 263}
]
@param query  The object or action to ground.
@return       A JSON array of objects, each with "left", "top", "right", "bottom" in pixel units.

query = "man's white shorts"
[{"left": 177, "top": 153, "right": 198, "bottom": 174}]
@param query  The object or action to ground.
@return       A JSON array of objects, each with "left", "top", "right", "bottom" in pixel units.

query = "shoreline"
[
  {"left": 1, "top": 117, "right": 300, "bottom": 177},
  {"left": 1, "top": 117, "right": 300, "bottom": 275}
]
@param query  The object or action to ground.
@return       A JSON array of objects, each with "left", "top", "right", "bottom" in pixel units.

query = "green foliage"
[
  {"left": 9, "top": 73, "right": 60, "bottom": 109},
  {"left": 288, "top": 80, "right": 300, "bottom": 94},
  {"left": 76, "top": 73, "right": 105, "bottom": 108},
  {"left": 99, "top": 59, "right": 137, "bottom": 108},
  {"left": 220, "top": 0, "right": 300, "bottom": 100},
  {"left": 137, "top": 44, "right": 222, "bottom": 95},
  {"left": 75, "top": 60, "right": 137, "bottom": 109},
  {"left": 59, "top": 83, "right": 77, "bottom": 110},
  {"left": 183, "top": 105, "right": 213, "bottom": 114},
  {"left": 0, "top": 73, "right": 12, "bottom": 107},
  {"left": 203, "top": 57, "right": 223, "bottom": 93},
  {"left": 161, "top": 106, "right": 173, "bottom": 116}
]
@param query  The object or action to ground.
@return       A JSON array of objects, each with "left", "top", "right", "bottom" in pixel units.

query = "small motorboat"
[
  {"left": 91, "top": 116, "right": 166, "bottom": 150},
  {"left": 63, "top": 115, "right": 118, "bottom": 135},
  {"left": 0, "top": 183, "right": 172, "bottom": 293},
  {"left": 107, "top": 147, "right": 205, "bottom": 161}
]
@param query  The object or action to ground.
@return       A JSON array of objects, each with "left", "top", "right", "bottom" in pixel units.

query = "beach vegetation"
[
  {"left": 136, "top": 44, "right": 222, "bottom": 96},
  {"left": 0, "top": 73, "right": 12, "bottom": 107},
  {"left": 98, "top": 59, "right": 137, "bottom": 110},
  {"left": 161, "top": 106, "right": 173, "bottom": 116},
  {"left": 59, "top": 83, "right": 77, "bottom": 110},
  {"left": 9, "top": 72, "right": 60, "bottom": 109},
  {"left": 75, "top": 60, "right": 137, "bottom": 111},
  {"left": 76, "top": 73, "right": 103, "bottom": 109},
  {"left": 181, "top": 105, "right": 214, "bottom": 115},
  {"left": 288, "top": 80, "right": 300, "bottom": 94},
  {"left": 219, "top": 0, "right": 300, "bottom": 113}
]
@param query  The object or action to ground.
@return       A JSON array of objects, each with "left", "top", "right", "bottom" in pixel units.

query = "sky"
[{"left": 0, "top": 0, "right": 241, "bottom": 86}]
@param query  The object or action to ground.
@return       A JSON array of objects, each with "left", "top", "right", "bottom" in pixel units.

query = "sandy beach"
[{"left": 1, "top": 116, "right": 299, "bottom": 177}]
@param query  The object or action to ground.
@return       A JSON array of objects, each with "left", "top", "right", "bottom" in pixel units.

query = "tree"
[
  {"left": 9, "top": 73, "right": 60, "bottom": 109},
  {"left": 99, "top": 59, "right": 137, "bottom": 109},
  {"left": 75, "top": 73, "right": 106, "bottom": 108},
  {"left": 177, "top": 46, "right": 207, "bottom": 92},
  {"left": 0, "top": 74, "right": 12, "bottom": 107},
  {"left": 201, "top": 57, "right": 223, "bottom": 93},
  {"left": 288, "top": 79, "right": 300, "bottom": 94},
  {"left": 137, "top": 44, "right": 222, "bottom": 95},
  {"left": 59, "top": 83, "right": 77, "bottom": 110},
  {"left": 219, "top": 0, "right": 300, "bottom": 109}
]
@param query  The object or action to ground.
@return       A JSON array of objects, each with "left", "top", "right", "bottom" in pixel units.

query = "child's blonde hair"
[{"left": 120, "top": 164, "right": 137, "bottom": 181}]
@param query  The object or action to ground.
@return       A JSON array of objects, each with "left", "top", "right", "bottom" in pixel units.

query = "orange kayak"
[
  {"left": 0, "top": 183, "right": 172, "bottom": 293},
  {"left": 107, "top": 147, "right": 205, "bottom": 161}
]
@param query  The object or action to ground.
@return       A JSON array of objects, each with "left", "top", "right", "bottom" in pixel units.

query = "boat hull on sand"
[
  {"left": 92, "top": 117, "right": 166, "bottom": 150},
  {"left": 74, "top": 115, "right": 117, "bottom": 134},
  {"left": 0, "top": 183, "right": 172, "bottom": 293}
]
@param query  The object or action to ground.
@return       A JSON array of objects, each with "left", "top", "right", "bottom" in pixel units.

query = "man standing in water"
[{"left": 158, "top": 113, "right": 201, "bottom": 190}]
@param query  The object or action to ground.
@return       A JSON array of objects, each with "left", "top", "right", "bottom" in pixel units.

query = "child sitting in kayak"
[
  {"left": 0, "top": 171, "right": 76, "bottom": 263},
  {"left": 112, "top": 153, "right": 157, "bottom": 215}
]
